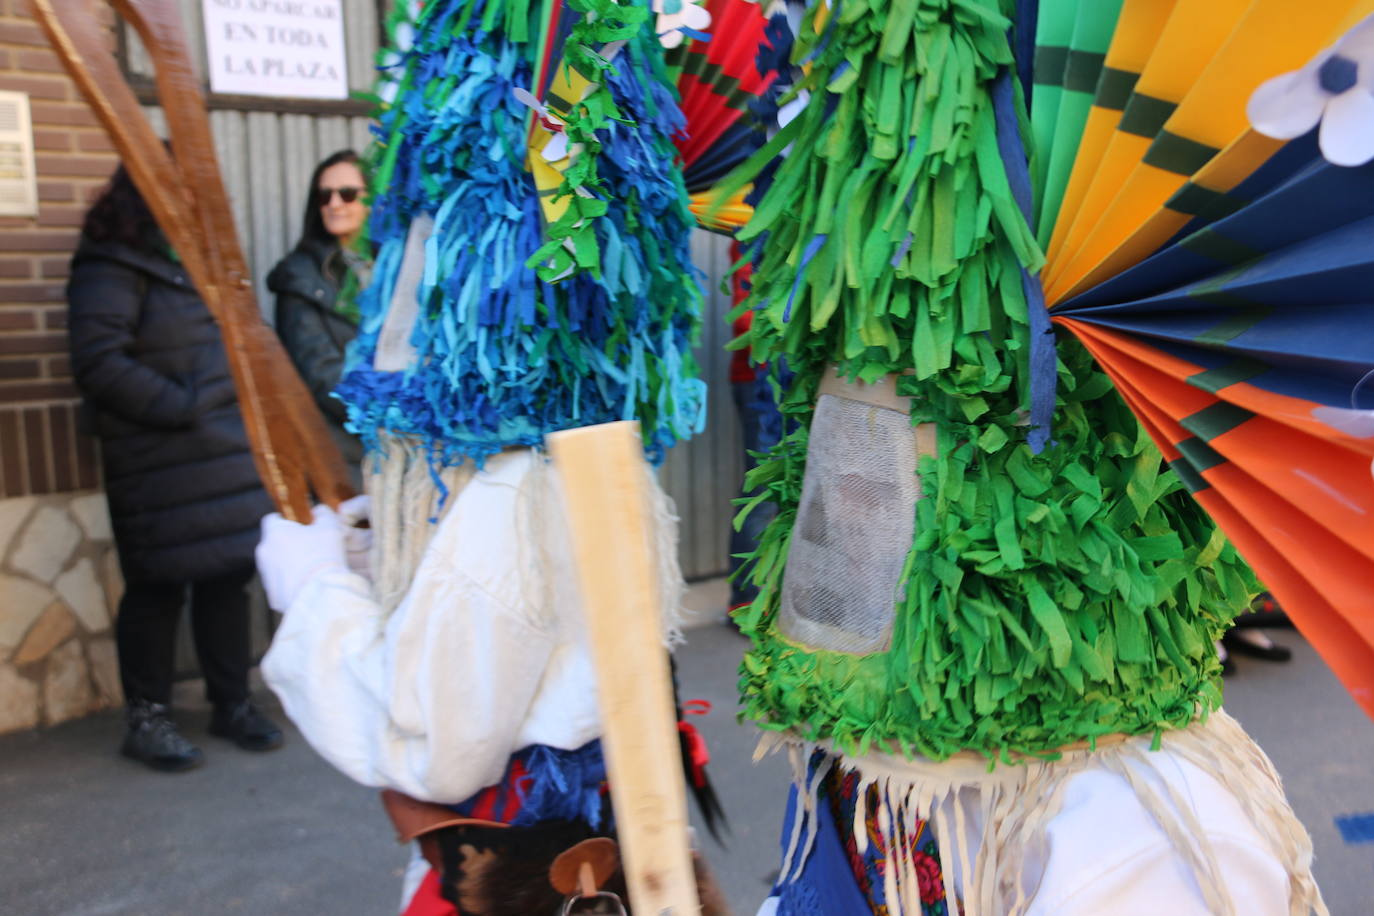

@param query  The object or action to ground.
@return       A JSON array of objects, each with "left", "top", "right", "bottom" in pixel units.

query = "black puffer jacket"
[
  {"left": 266, "top": 237, "right": 364, "bottom": 476},
  {"left": 67, "top": 239, "right": 272, "bottom": 584}
]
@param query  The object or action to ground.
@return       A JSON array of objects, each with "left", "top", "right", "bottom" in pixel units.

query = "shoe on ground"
[
  {"left": 1216, "top": 641, "right": 1236, "bottom": 679},
  {"left": 1225, "top": 629, "right": 1293, "bottom": 662},
  {"left": 209, "top": 700, "right": 284, "bottom": 752},
  {"left": 121, "top": 701, "right": 204, "bottom": 773},
  {"left": 1223, "top": 628, "right": 1293, "bottom": 663}
]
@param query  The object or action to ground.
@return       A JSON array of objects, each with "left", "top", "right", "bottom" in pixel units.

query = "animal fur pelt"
[{"left": 428, "top": 821, "right": 732, "bottom": 915}]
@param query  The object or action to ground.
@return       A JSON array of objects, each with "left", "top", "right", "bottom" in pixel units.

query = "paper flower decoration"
[
  {"left": 1313, "top": 362, "right": 1374, "bottom": 441},
  {"left": 513, "top": 87, "right": 572, "bottom": 162},
  {"left": 654, "top": 0, "right": 711, "bottom": 49},
  {"left": 1248, "top": 14, "right": 1374, "bottom": 166},
  {"left": 509, "top": 38, "right": 631, "bottom": 282}
]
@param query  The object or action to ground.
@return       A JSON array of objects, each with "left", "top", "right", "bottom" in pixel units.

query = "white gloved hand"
[
  {"left": 336, "top": 493, "right": 370, "bottom": 526},
  {"left": 337, "top": 494, "right": 374, "bottom": 581},
  {"left": 256, "top": 503, "right": 349, "bottom": 612}
]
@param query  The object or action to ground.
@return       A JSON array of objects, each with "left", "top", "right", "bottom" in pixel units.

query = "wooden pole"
[
  {"left": 29, "top": 0, "right": 353, "bottom": 520},
  {"left": 547, "top": 421, "right": 701, "bottom": 916}
]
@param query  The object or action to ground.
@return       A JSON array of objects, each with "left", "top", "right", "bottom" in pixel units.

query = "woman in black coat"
[
  {"left": 67, "top": 165, "right": 282, "bottom": 772},
  {"left": 267, "top": 149, "right": 371, "bottom": 482}
]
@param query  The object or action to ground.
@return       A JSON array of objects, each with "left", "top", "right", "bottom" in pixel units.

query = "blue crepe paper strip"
[
  {"left": 890, "top": 232, "right": 915, "bottom": 268},
  {"left": 992, "top": 69, "right": 1056, "bottom": 453},
  {"left": 513, "top": 741, "right": 608, "bottom": 828},
  {"left": 741, "top": 5, "right": 800, "bottom": 215},
  {"left": 446, "top": 740, "right": 608, "bottom": 829},
  {"left": 1014, "top": 0, "right": 1039, "bottom": 105},
  {"left": 783, "top": 234, "right": 828, "bottom": 323}
]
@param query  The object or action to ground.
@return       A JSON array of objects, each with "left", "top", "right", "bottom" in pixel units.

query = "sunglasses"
[{"left": 316, "top": 186, "right": 363, "bottom": 207}]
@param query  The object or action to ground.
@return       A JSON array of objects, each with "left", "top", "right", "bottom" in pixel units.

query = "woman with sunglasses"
[{"left": 267, "top": 149, "right": 372, "bottom": 483}]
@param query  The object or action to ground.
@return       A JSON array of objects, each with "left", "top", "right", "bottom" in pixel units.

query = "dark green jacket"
[{"left": 267, "top": 238, "right": 364, "bottom": 479}]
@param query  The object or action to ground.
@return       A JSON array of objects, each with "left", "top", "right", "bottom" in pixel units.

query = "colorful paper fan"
[
  {"left": 1031, "top": 1, "right": 1374, "bottom": 717},
  {"left": 666, "top": 0, "right": 777, "bottom": 197},
  {"left": 691, "top": 185, "right": 754, "bottom": 233},
  {"left": 521, "top": 0, "right": 782, "bottom": 242}
]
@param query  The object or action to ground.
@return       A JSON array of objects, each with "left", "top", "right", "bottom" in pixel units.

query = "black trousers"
[{"left": 115, "top": 568, "right": 254, "bottom": 708}]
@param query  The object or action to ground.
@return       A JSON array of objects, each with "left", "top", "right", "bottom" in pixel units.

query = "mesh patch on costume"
[{"left": 777, "top": 394, "right": 918, "bottom": 655}]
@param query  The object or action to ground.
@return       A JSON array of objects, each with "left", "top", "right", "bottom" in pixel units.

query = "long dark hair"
[
  {"left": 82, "top": 165, "right": 164, "bottom": 253},
  {"left": 298, "top": 149, "right": 366, "bottom": 250}
]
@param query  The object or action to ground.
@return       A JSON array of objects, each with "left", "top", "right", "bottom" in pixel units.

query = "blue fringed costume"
[
  {"left": 336, "top": 0, "right": 704, "bottom": 467},
  {"left": 258, "top": 1, "right": 707, "bottom": 914}
]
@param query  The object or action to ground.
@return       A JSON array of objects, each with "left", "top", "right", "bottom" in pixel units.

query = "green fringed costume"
[
  {"left": 735, "top": 0, "right": 1246, "bottom": 762},
  {"left": 731, "top": 1, "right": 1324, "bottom": 913}
]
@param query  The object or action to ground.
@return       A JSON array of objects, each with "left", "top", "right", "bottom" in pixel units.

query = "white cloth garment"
[
  {"left": 1023, "top": 747, "right": 1289, "bottom": 915},
  {"left": 336, "top": 493, "right": 374, "bottom": 578},
  {"left": 259, "top": 449, "right": 603, "bottom": 804},
  {"left": 763, "top": 717, "right": 1308, "bottom": 916},
  {"left": 758, "top": 742, "right": 1291, "bottom": 915}
]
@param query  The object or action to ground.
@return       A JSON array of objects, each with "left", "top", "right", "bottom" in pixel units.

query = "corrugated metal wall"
[
  {"left": 667, "top": 231, "right": 744, "bottom": 580},
  {"left": 127, "top": 4, "right": 740, "bottom": 583},
  {"left": 125, "top": 1, "right": 377, "bottom": 318}
]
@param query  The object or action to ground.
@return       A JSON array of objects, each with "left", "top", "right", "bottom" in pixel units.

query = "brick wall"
[
  {"left": 0, "top": 0, "right": 117, "bottom": 498},
  {"left": 0, "top": 1, "right": 126, "bottom": 734}
]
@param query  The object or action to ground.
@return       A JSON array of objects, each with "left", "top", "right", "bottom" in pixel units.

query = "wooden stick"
[
  {"left": 29, "top": 0, "right": 353, "bottom": 520},
  {"left": 547, "top": 421, "right": 701, "bottom": 916}
]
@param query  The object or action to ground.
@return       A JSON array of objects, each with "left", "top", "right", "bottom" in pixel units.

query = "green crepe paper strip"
[
  {"left": 526, "top": 0, "right": 651, "bottom": 280},
  {"left": 377, "top": 0, "right": 649, "bottom": 283},
  {"left": 729, "top": 0, "right": 1256, "bottom": 761},
  {"left": 369, "top": 3, "right": 420, "bottom": 201}
]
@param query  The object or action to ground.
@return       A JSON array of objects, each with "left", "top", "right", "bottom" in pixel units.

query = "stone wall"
[
  {"left": 0, "top": 1, "right": 121, "bottom": 737},
  {"left": 0, "top": 490, "right": 122, "bottom": 734}
]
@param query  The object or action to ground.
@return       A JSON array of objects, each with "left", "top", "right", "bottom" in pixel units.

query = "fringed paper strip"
[
  {"left": 338, "top": 0, "right": 704, "bottom": 468},
  {"left": 524, "top": 0, "right": 650, "bottom": 280},
  {"left": 440, "top": 739, "right": 610, "bottom": 828},
  {"left": 729, "top": 0, "right": 1258, "bottom": 758},
  {"left": 365, "top": 436, "right": 477, "bottom": 616},
  {"left": 761, "top": 710, "right": 1324, "bottom": 916}
]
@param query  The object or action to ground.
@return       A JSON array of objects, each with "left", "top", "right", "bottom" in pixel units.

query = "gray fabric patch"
[
  {"left": 374, "top": 213, "right": 435, "bottom": 372},
  {"left": 777, "top": 394, "right": 918, "bottom": 656}
]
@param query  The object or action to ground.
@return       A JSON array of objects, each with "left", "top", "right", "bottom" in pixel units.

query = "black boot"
[
  {"left": 121, "top": 700, "right": 204, "bottom": 772},
  {"left": 1223, "top": 628, "right": 1293, "bottom": 662},
  {"left": 209, "top": 700, "right": 284, "bottom": 752}
]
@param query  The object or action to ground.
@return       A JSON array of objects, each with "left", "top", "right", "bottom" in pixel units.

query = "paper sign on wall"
[
  {"left": 0, "top": 91, "right": 38, "bottom": 218},
  {"left": 201, "top": 0, "right": 348, "bottom": 100}
]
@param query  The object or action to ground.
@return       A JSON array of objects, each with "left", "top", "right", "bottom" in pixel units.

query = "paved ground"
[{"left": 1, "top": 579, "right": 1371, "bottom": 914}]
